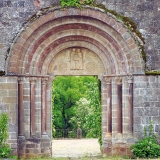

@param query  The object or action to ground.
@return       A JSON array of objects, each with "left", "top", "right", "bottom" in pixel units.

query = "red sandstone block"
[
  {"left": 11, "top": 49, "right": 20, "bottom": 57},
  {"left": 113, "top": 22, "right": 122, "bottom": 31},
  {"left": 10, "top": 55, "right": 18, "bottom": 62},
  {"left": 129, "top": 43, "right": 136, "bottom": 50},
  {"left": 119, "top": 27, "right": 127, "bottom": 35},
  {"left": 29, "top": 23, "right": 37, "bottom": 31},
  {"left": 25, "top": 27, "right": 34, "bottom": 37},
  {"left": 87, "top": 9, "right": 94, "bottom": 17},
  {"left": 9, "top": 67, "right": 17, "bottom": 73},
  {"left": 14, "top": 43, "right": 23, "bottom": 52},
  {"left": 109, "top": 19, "right": 116, "bottom": 27},
  {"left": 127, "top": 37, "right": 134, "bottom": 46},
  {"left": 103, "top": 15, "right": 111, "bottom": 24},
  {"left": 98, "top": 12, "right": 106, "bottom": 21},
  {"left": 92, "top": 10, "right": 100, "bottom": 19},
  {"left": 112, "top": 42, "right": 120, "bottom": 52},
  {"left": 80, "top": 9, "right": 88, "bottom": 16},
  {"left": 21, "top": 31, "right": 29, "bottom": 41},
  {"left": 47, "top": 12, "right": 56, "bottom": 21}
]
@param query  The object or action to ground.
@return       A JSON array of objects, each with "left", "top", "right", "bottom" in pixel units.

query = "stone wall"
[
  {"left": 0, "top": 0, "right": 160, "bottom": 158},
  {"left": 0, "top": 0, "right": 160, "bottom": 71},
  {"left": 134, "top": 75, "right": 160, "bottom": 141},
  {"left": 0, "top": 76, "right": 18, "bottom": 155}
]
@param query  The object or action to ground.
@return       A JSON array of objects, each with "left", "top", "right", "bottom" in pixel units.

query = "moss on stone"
[{"left": 145, "top": 71, "right": 160, "bottom": 75}]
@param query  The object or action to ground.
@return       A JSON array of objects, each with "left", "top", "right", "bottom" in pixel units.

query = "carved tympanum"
[{"left": 48, "top": 47, "right": 105, "bottom": 75}]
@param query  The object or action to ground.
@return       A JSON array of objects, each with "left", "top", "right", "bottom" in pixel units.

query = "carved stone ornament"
[
  {"left": 42, "top": 78, "right": 48, "bottom": 85},
  {"left": 48, "top": 47, "right": 105, "bottom": 75},
  {"left": 116, "top": 77, "right": 122, "bottom": 84},
  {"left": 18, "top": 77, "right": 24, "bottom": 84},
  {"left": 128, "top": 75, "right": 133, "bottom": 83},
  {"left": 29, "top": 77, "right": 37, "bottom": 85},
  {"left": 104, "top": 77, "right": 111, "bottom": 84},
  {"left": 70, "top": 48, "right": 83, "bottom": 70}
]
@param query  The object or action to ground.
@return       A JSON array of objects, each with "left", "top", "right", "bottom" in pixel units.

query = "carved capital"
[
  {"left": 116, "top": 77, "right": 122, "bottom": 84},
  {"left": 18, "top": 77, "right": 24, "bottom": 84},
  {"left": 104, "top": 77, "right": 111, "bottom": 84},
  {"left": 128, "top": 75, "right": 133, "bottom": 84},
  {"left": 42, "top": 78, "right": 48, "bottom": 85},
  {"left": 29, "top": 77, "right": 37, "bottom": 85},
  {"left": 49, "top": 73, "right": 55, "bottom": 82}
]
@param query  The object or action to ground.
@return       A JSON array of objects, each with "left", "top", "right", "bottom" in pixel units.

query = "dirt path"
[{"left": 52, "top": 138, "right": 101, "bottom": 158}]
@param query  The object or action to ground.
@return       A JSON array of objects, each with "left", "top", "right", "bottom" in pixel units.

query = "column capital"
[
  {"left": 29, "top": 77, "right": 37, "bottom": 85},
  {"left": 104, "top": 77, "right": 112, "bottom": 84},
  {"left": 128, "top": 75, "right": 133, "bottom": 84},
  {"left": 116, "top": 77, "right": 122, "bottom": 84},
  {"left": 42, "top": 77, "right": 48, "bottom": 85},
  {"left": 18, "top": 77, "right": 24, "bottom": 84}
]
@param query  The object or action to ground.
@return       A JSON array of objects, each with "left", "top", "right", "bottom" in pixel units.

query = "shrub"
[
  {"left": 130, "top": 121, "right": 160, "bottom": 158},
  {"left": 0, "top": 113, "right": 12, "bottom": 158}
]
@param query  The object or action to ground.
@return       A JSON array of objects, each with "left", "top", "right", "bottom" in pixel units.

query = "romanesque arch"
[{"left": 6, "top": 6, "right": 144, "bottom": 158}]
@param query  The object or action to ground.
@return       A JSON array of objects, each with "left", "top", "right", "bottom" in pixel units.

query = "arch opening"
[{"left": 6, "top": 7, "right": 144, "bottom": 158}]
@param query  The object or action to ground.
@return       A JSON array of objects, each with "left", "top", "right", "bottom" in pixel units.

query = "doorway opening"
[{"left": 52, "top": 76, "right": 102, "bottom": 158}]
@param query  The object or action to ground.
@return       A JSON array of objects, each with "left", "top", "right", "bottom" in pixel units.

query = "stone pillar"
[
  {"left": 30, "top": 77, "right": 37, "bottom": 136},
  {"left": 18, "top": 77, "right": 26, "bottom": 158},
  {"left": 100, "top": 75, "right": 107, "bottom": 139},
  {"left": 117, "top": 77, "right": 122, "bottom": 135},
  {"left": 128, "top": 76, "right": 133, "bottom": 134},
  {"left": 41, "top": 78, "right": 48, "bottom": 137},
  {"left": 18, "top": 77, "right": 24, "bottom": 136},
  {"left": 105, "top": 77, "right": 112, "bottom": 137}
]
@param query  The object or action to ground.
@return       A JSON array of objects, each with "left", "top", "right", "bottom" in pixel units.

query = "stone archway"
[{"left": 6, "top": 6, "right": 144, "bottom": 158}]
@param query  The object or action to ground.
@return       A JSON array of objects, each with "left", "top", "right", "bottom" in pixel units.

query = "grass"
[{"left": 19, "top": 155, "right": 142, "bottom": 160}]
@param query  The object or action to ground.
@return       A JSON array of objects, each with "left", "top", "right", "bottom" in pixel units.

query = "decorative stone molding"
[
  {"left": 29, "top": 77, "right": 37, "bottom": 84},
  {"left": 116, "top": 77, "right": 122, "bottom": 84},
  {"left": 18, "top": 77, "right": 24, "bottom": 84},
  {"left": 128, "top": 75, "right": 133, "bottom": 84},
  {"left": 104, "top": 77, "right": 112, "bottom": 84},
  {"left": 42, "top": 77, "right": 48, "bottom": 85},
  {"left": 48, "top": 48, "right": 105, "bottom": 75}
]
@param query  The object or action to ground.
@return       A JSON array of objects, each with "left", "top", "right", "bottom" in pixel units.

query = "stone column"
[
  {"left": 116, "top": 77, "right": 122, "bottom": 136},
  {"left": 41, "top": 78, "right": 48, "bottom": 137},
  {"left": 30, "top": 77, "right": 37, "bottom": 136},
  {"left": 128, "top": 76, "right": 133, "bottom": 134},
  {"left": 105, "top": 77, "right": 112, "bottom": 137},
  {"left": 18, "top": 77, "right": 26, "bottom": 158},
  {"left": 100, "top": 75, "right": 107, "bottom": 139},
  {"left": 18, "top": 77, "right": 24, "bottom": 136}
]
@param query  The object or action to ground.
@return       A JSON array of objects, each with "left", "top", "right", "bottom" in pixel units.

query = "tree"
[
  {"left": 52, "top": 76, "right": 87, "bottom": 130},
  {"left": 52, "top": 76, "right": 101, "bottom": 140}
]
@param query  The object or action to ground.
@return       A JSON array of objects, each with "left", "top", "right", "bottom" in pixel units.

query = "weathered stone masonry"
[{"left": 0, "top": 0, "right": 160, "bottom": 158}]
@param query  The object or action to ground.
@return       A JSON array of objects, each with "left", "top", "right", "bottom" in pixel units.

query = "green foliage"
[
  {"left": 0, "top": 113, "right": 12, "bottom": 158},
  {"left": 0, "top": 113, "right": 8, "bottom": 144},
  {"left": 60, "top": 0, "right": 94, "bottom": 8},
  {"left": 0, "top": 144, "right": 11, "bottom": 158},
  {"left": 145, "top": 70, "right": 160, "bottom": 75},
  {"left": 52, "top": 76, "right": 101, "bottom": 144},
  {"left": 130, "top": 121, "right": 160, "bottom": 158},
  {"left": 52, "top": 76, "right": 88, "bottom": 131}
]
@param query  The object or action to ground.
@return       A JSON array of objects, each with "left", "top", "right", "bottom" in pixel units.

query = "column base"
[
  {"left": 18, "top": 135, "right": 26, "bottom": 159},
  {"left": 105, "top": 133, "right": 112, "bottom": 138},
  {"left": 41, "top": 133, "right": 49, "bottom": 139}
]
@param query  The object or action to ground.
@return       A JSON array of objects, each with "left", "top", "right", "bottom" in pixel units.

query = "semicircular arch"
[{"left": 6, "top": 7, "right": 144, "bottom": 76}]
